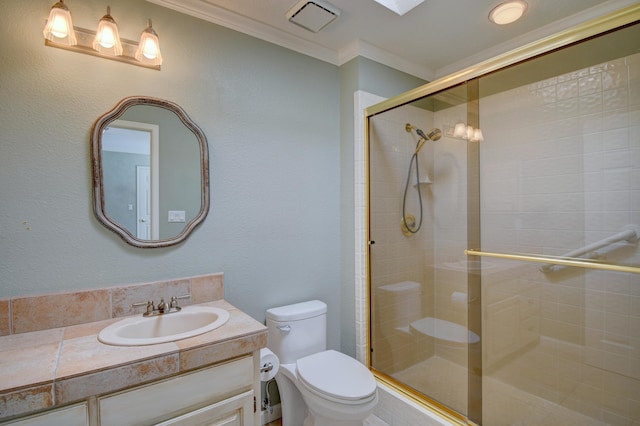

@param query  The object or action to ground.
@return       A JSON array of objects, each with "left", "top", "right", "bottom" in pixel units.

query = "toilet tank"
[
  {"left": 378, "top": 281, "right": 422, "bottom": 332},
  {"left": 266, "top": 300, "right": 327, "bottom": 365}
]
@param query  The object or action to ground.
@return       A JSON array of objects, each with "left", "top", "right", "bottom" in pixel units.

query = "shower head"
[
  {"left": 405, "top": 123, "right": 442, "bottom": 142},
  {"left": 405, "top": 123, "right": 442, "bottom": 154},
  {"left": 416, "top": 127, "right": 442, "bottom": 142}
]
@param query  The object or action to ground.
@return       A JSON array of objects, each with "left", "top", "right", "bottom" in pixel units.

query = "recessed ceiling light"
[
  {"left": 489, "top": 0, "right": 528, "bottom": 25},
  {"left": 373, "top": 0, "right": 425, "bottom": 16}
]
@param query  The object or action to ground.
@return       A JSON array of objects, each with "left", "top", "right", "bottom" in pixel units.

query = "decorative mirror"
[{"left": 91, "top": 97, "right": 209, "bottom": 248}]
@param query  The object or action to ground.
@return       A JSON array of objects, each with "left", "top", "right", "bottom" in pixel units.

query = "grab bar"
[
  {"left": 540, "top": 225, "right": 639, "bottom": 273},
  {"left": 464, "top": 249, "right": 640, "bottom": 274}
]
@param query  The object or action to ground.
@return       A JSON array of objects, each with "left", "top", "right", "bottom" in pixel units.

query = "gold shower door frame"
[{"left": 364, "top": 5, "right": 640, "bottom": 425}]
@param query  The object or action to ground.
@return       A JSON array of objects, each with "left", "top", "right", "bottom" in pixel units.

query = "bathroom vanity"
[{"left": 0, "top": 298, "right": 267, "bottom": 426}]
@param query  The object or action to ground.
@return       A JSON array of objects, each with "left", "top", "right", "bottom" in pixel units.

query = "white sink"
[{"left": 98, "top": 306, "right": 230, "bottom": 346}]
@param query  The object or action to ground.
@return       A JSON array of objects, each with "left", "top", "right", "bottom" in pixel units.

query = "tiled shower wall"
[
  {"left": 479, "top": 52, "right": 640, "bottom": 423},
  {"left": 368, "top": 104, "right": 435, "bottom": 373},
  {"left": 432, "top": 104, "right": 471, "bottom": 366}
]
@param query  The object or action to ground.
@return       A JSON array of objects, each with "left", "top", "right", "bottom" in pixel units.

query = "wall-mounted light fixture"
[
  {"left": 453, "top": 122, "right": 484, "bottom": 142},
  {"left": 43, "top": 1, "right": 162, "bottom": 70},
  {"left": 443, "top": 123, "right": 484, "bottom": 142}
]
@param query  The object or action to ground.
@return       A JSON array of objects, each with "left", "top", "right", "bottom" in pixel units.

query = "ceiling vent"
[{"left": 286, "top": 0, "right": 340, "bottom": 33}]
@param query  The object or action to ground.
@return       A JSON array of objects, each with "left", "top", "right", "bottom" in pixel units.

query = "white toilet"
[{"left": 266, "top": 300, "right": 378, "bottom": 426}]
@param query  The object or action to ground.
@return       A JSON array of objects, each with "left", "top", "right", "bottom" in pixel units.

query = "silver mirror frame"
[{"left": 91, "top": 96, "right": 210, "bottom": 248}]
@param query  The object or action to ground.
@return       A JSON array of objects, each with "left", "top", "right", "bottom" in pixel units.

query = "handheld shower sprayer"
[
  {"left": 401, "top": 123, "right": 442, "bottom": 236},
  {"left": 406, "top": 123, "right": 442, "bottom": 154}
]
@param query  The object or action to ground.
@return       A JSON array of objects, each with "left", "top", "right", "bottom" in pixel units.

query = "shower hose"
[{"left": 402, "top": 144, "right": 423, "bottom": 234}]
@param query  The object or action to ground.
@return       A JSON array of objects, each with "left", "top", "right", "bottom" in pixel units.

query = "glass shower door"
[
  {"left": 368, "top": 83, "right": 476, "bottom": 421},
  {"left": 476, "top": 22, "right": 640, "bottom": 425},
  {"left": 367, "top": 17, "right": 640, "bottom": 426}
]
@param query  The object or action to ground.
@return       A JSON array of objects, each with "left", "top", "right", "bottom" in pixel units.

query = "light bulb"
[
  {"left": 141, "top": 38, "right": 158, "bottom": 59},
  {"left": 135, "top": 20, "right": 163, "bottom": 66},
  {"left": 93, "top": 7, "right": 123, "bottom": 56},
  {"left": 98, "top": 26, "right": 115, "bottom": 48},
  {"left": 50, "top": 15, "right": 70, "bottom": 38},
  {"left": 453, "top": 122, "right": 467, "bottom": 139}
]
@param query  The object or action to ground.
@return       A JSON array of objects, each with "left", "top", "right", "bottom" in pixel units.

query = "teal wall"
[
  {"left": 339, "top": 57, "right": 426, "bottom": 355},
  {"left": 0, "top": 0, "right": 424, "bottom": 354}
]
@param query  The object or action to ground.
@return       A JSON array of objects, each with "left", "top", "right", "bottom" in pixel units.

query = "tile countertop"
[{"left": 0, "top": 300, "right": 267, "bottom": 421}]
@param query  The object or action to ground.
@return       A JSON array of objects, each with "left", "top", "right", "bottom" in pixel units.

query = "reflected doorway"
[{"left": 102, "top": 120, "right": 159, "bottom": 239}]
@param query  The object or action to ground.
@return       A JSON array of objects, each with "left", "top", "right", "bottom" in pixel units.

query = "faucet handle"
[
  {"left": 132, "top": 300, "right": 155, "bottom": 315},
  {"left": 170, "top": 294, "right": 191, "bottom": 310}
]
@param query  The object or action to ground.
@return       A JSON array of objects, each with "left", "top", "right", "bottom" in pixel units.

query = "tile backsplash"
[{"left": 0, "top": 273, "right": 224, "bottom": 335}]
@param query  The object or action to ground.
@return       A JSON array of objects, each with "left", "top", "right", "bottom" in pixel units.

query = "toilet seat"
[{"left": 296, "top": 350, "right": 377, "bottom": 404}]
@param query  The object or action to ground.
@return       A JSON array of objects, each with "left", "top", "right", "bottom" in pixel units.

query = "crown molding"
[
  {"left": 339, "top": 39, "right": 434, "bottom": 81},
  {"left": 146, "top": 0, "right": 430, "bottom": 79},
  {"left": 147, "top": 0, "right": 340, "bottom": 64},
  {"left": 148, "top": 0, "right": 634, "bottom": 82}
]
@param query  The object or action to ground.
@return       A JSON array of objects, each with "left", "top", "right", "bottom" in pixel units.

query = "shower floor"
[
  {"left": 393, "top": 354, "right": 630, "bottom": 425},
  {"left": 394, "top": 356, "right": 469, "bottom": 414}
]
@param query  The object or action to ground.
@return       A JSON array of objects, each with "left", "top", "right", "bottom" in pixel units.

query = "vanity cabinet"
[
  {"left": 0, "top": 403, "right": 89, "bottom": 426},
  {"left": 98, "top": 355, "right": 256, "bottom": 426},
  {"left": 155, "top": 391, "right": 253, "bottom": 426},
  {"left": 485, "top": 295, "right": 539, "bottom": 367},
  {"left": 2, "top": 355, "right": 257, "bottom": 426}
]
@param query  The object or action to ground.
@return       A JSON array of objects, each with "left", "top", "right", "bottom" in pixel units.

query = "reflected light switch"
[{"left": 168, "top": 210, "right": 186, "bottom": 223}]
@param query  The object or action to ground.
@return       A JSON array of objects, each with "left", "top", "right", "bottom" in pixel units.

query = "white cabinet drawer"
[
  {"left": 1, "top": 403, "right": 88, "bottom": 426},
  {"left": 99, "top": 356, "right": 254, "bottom": 426}
]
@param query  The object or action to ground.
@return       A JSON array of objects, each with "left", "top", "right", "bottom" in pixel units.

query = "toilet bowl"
[
  {"left": 281, "top": 350, "right": 378, "bottom": 426},
  {"left": 267, "top": 300, "right": 378, "bottom": 426}
]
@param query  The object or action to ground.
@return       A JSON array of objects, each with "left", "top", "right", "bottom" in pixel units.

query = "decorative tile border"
[{"left": 0, "top": 273, "right": 224, "bottom": 336}]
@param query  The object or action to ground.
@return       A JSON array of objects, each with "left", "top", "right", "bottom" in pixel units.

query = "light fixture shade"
[
  {"left": 43, "top": 1, "right": 77, "bottom": 45},
  {"left": 466, "top": 126, "right": 476, "bottom": 141},
  {"left": 453, "top": 122, "right": 467, "bottom": 138},
  {"left": 489, "top": 1, "right": 528, "bottom": 25},
  {"left": 93, "top": 7, "right": 123, "bottom": 56},
  {"left": 135, "top": 20, "right": 163, "bottom": 66}
]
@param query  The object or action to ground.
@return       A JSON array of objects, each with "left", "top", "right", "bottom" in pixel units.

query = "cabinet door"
[
  {"left": 485, "top": 297, "right": 520, "bottom": 367},
  {"left": 155, "top": 390, "right": 254, "bottom": 426},
  {"left": 0, "top": 403, "right": 88, "bottom": 426},
  {"left": 99, "top": 356, "right": 253, "bottom": 426}
]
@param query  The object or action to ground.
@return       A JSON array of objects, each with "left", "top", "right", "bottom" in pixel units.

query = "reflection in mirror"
[
  {"left": 102, "top": 120, "right": 159, "bottom": 239},
  {"left": 92, "top": 97, "right": 209, "bottom": 248}
]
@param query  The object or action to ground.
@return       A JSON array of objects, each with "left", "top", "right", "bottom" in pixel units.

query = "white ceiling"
[{"left": 148, "top": 0, "right": 637, "bottom": 80}]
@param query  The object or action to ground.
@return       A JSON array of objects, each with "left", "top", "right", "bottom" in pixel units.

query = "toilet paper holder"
[{"left": 260, "top": 362, "right": 274, "bottom": 373}]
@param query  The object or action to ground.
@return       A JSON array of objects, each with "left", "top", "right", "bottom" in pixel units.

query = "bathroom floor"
[
  {"left": 265, "top": 421, "right": 281, "bottom": 426},
  {"left": 394, "top": 355, "right": 468, "bottom": 413}
]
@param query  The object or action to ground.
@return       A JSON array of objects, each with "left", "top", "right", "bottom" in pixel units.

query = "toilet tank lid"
[{"left": 266, "top": 300, "right": 327, "bottom": 321}]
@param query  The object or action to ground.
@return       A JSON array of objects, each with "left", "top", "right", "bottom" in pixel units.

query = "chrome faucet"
[
  {"left": 157, "top": 298, "right": 169, "bottom": 313},
  {"left": 132, "top": 294, "right": 191, "bottom": 317}
]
